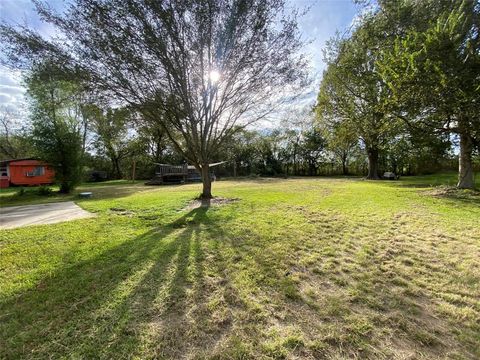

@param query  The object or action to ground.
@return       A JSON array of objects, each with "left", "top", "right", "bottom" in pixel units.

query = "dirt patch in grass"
[
  {"left": 109, "top": 207, "right": 136, "bottom": 216},
  {"left": 423, "top": 186, "right": 480, "bottom": 199},
  {"left": 183, "top": 197, "right": 239, "bottom": 211}
]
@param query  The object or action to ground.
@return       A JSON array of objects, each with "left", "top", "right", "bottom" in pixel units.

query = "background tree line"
[{"left": 1, "top": 96, "right": 466, "bottom": 183}]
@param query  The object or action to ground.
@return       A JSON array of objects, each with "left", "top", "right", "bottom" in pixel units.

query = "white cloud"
[{"left": 0, "top": 66, "right": 26, "bottom": 114}]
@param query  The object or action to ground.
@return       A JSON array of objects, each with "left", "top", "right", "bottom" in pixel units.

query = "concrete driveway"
[{"left": 0, "top": 201, "right": 95, "bottom": 230}]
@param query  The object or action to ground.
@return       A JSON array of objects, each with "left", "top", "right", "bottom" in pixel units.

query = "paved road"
[{"left": 0, "top": 201, "right": 94, "bottom": 229}]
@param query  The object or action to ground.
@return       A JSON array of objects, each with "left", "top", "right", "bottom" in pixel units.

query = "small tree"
[
  {"left": 26, "top": 61, "right": 84, "bottom": 193},
  {"left": 299, "top": 128, "right": 326, "bottom": 176},
  {"left": 0, "top": 106, "right": 33, "bottom": 159},
  {"left": 91, "top": 107, "right": 133, "bottom": 179},
  {"left": 322, "top": 122, "right": 358, "bottom": 175}
]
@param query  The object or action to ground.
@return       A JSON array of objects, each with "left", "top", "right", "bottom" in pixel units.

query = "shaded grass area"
[
  {"left": 0, "top": 180, "right": 150, "bottom": 207},
  {"left": 1, "top": 175, "right": 479, "bottom": 359},
  {"left": 392, "top": 172, "right": 480, "bottom": 188}
]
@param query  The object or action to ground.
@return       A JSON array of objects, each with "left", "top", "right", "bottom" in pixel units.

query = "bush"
[
  {"left": 16, "top": 187, "right": 26, "bottom": 196},
  {"left": 37, "top": 185, "right": 53, "bottom": 196}
]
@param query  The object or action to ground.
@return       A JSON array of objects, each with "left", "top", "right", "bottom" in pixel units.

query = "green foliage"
[
  {"left": 36, "top": 185, "right": 53, "bottom": 196},
  {"left": 316, "top": 19, "right": 402, "bottom": 179},
  {"left": 300, "top": 128, "right": 327, "bottom": 176},
  {"left": 220, "top": 125, "right": 328, "bottom": 177},
  {"left": 90, "top": 106, "right": 133, "bottom": 179},
  {"left": 375, "top": 0, "right": 480, "bottom": 188},
  {"left": 26, "top": 60, "right": 85, "bottom": 193},
  {"left": 316, "top": 0, "right": 479, "bottom": 187},
  {"left": 0, "top": 106, "right": 34, "bottom": 159},
  {"left": 0, "top": 0, "right": 310, "bottom": 198},
  {"left": 320, "top": 121, "right": 359, "bottom": 175}
]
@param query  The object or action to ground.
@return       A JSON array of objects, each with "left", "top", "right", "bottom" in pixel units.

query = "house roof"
[
  {"left": 0, "top": 158, "right": 35, "bottom": 165},
  {"left": 0, "top": 158, "right": 46, "bottom": 166}
]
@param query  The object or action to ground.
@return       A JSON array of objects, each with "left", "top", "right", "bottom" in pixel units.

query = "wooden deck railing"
[{"left": 155, "top": 164, "right": 188, "bottom": 175}]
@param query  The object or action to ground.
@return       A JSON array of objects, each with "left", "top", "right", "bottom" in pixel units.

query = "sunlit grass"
[{"left": 1, "top": 175, "right": 479, "bottom": 359}]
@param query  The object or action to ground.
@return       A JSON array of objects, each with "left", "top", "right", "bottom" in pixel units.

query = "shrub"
[{"left": 37, "top": 185, "right": 53, "bottom": 196}]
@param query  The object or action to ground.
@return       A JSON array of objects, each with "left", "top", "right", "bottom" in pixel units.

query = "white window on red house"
[{"left": 26, "top": 166, "right": 45, "bottom": 177}]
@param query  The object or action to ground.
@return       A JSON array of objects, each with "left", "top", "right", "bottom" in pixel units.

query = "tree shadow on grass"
[
  {"left": 0, "top": 206, "right": 239, "bottom": 359},
  {"left": 1, "top": 203, "right": 255, "bottom": 358},
  {"left": 4, "top": 198, "right": 477, "bottom": 359}
]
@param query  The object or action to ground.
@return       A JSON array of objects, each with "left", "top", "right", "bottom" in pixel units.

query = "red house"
[{"left": 0, "top": 158, "right": 55, "bottom": 188}]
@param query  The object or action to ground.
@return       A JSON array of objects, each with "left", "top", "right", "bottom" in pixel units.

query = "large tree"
[
  {"left": 1, "top": 0, "right": 308, "bottom": 198},
  {"left": 316, "top": 0, "right": 471, "bottom": 181},
  {"left": 377, "top": 0, "right": 480, "bottom": 189},
  {"left": 316, "top": 31, "right": 400, "bottom": 179}
]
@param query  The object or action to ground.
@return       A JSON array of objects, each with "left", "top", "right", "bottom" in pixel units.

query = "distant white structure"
[{"left": 383, "top": 172, "right": 399, "bottom": 180}]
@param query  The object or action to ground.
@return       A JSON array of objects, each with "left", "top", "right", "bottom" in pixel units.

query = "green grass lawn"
[
  {"left": 1, "top": 175, "right": 479, "bottom": 359},
  {"left": 0, "top": 180, "right": 148, "bottom": 207}
]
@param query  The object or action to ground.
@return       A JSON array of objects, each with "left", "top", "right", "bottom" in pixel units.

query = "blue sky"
[{"left": 0, "top": 0, "right": 359, "bottom": 117}]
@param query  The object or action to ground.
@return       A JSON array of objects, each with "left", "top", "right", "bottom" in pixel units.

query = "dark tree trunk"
[
  {"left": 457, "top": 132, "right": 475, "bottom": 189},
  {"left": 59, "top": 185, "right": 69, "bottom": 193},
  {"left": 341, "top": 153, "right": 348, "bottom": 175},
  {"left": 111, "top": 157, "right": 122, "bottom": 179},
  {"left": 201, "top": 163, "right": 212, "bottom": 199},
  {"left": 366, "top": 147, "right": 380, "bottom": 180},
  {"left": 59, "top": 181, "right": 71, "bottom": 194},
  {"left": 392, "top": 161, "right": 397, "bottom": 175}
]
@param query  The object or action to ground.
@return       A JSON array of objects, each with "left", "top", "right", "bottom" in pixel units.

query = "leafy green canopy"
[
  {"left": 317, "top": 0, "right": 479, "bottom": 186},
  {"left": 377, "top": 0, "right": 479, "bottom": 188},
  {"left": 26, "top": 61, "right": 85, "bottom": 193},
  {"left": 2, "top": 0, "right": 308, "bottom": 164},
  {"left": 316, "top": 12, "right": 403, "bottom": 179}
]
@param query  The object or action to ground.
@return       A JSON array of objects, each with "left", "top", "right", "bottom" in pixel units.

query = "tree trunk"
[
  {"left": 131, "top": 159, "right": 136, "bottom": 183},
  {"left": 392, "top": 161, "right": 397, "bottom": 176},
  {"left": 201, "top": 163, "right": 212, "bottom": 199},
  {"left": 366, "top": 147, "right": 380, "bottom": 180},
  {"left": 59, "top": 181, "right": 71, "bottom": 194},
  {"left": 112, "top": 157, "right": 122, "bottom": 179},
  {"left": 457, "top": 132, "right": 475, "bottom": 189},
  {"left": 341, "top": 153, "right": 348, "bottom": 175}
]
